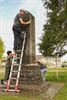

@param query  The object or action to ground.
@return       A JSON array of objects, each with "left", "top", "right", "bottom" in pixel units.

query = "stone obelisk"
[{"left": 22, "top": 12, "right": 36, "bottom": 64}]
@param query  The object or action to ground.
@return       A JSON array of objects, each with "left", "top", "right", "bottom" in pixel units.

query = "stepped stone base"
[
  {"left": 20, "top": 64, "right": 43, "bottom": 85},
  {"left": 20, "top": 82, "right": 48, "bottom": 94}
]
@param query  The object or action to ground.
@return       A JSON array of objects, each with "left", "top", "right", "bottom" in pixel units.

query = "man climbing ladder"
[{"left": 12, "top": 8, "right": 31, "bottom": 50}]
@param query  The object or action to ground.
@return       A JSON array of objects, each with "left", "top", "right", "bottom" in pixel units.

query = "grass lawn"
[
  {"left": 46, "top": 68, "right": 67, "bottom": 100},
  {"left": 54, "top": 83, "right": 67, "bottom": 100},
  {"left": 46, "top": 72, "right": 67, "bottom": 82},
  {"left": 0, "top": 95, "right": 41, "bottom": 100},
  {"left": 0, "top": 66, "right": 67, "bottom": 100}
]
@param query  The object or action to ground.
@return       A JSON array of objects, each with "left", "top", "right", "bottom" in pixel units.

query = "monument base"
[
  {"left": 19, "top": 64, "right": 43, "bottom": 85},
  {"left": 20, "top": 82, "right": 48, "bottom": 94}
]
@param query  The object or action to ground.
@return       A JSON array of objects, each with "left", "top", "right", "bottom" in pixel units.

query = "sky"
[
  {"left": 0, "top": 0, "right": 47, "bottom": 55},
  {"left": 0, "top": 0, "right": 67, "bottom": 61}
]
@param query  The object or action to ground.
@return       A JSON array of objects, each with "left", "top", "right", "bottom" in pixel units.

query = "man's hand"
[{"left": 9, "top": 53, "right": 16, "bottom": 57}]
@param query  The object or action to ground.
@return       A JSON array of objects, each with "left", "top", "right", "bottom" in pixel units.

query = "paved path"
[{"left": 40, "top": 82, "right": 64, "bottom": 100}]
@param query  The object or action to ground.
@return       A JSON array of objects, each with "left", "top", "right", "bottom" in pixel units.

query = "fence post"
[{"left": 56, "top": 54, "right": 59, "bottom": 78}]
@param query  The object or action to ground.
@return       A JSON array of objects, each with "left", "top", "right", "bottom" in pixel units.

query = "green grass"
[
  {"left": 45, "top": 68, "right": 67, "bottom": 100},
  {"left": 0, "top": 95, "right": 41, "bottom": 100},
  {"left": 48, "top": 67, "right": 67, "bottom": 70},
  {"left": 46, "top": 72, "right": 67, "bottom": 82},
  {"left": 53, "top": 83, "right": 67, "bottom": 100}
]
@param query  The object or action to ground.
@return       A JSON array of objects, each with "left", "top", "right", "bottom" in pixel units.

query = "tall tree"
[
  {"left": 0, "top": 37, "right": 5, "bottom": 59},
  {"left": 39, "top": 0, "right": 67, "bottom": 57}
]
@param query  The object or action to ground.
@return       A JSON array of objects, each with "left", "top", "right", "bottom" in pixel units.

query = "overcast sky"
[{"left": 0, "top": 0, "right": 47, "bottom": 55}]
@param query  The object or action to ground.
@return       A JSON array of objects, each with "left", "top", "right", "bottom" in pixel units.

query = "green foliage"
[
  {"left": 39, "top": 0, "right": 67, "bottom": 57},
  {"left": 0, "top": 37, "right": 5, "bottom": 59}
]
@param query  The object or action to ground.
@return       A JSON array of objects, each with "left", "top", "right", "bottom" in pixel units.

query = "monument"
[{"left": 18, "top": 11, "right": 43, "bottom": 85}]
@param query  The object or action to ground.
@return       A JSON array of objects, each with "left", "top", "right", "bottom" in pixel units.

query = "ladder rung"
[
  {"left": 4, "top": 89, "right": 20, "bottom": 92},
  {"left": 14, "top": 50, "right": 22, "bottom": 52},
  {"left": 11, "top": 71, "right": 19, "bottom": 73},
  {"left": 13, "top": 64, "right": 21, "bottom": 66},
  {"left": 10, "top": 78, "right": 17, "bottom": 80},
  {"left": 16, "top": 57, "right": 21, "bottom": 59},
  {"left": 13, "top": 62, "right": 17, "bottom": 64},
  {"left": 3, "top": 84, "right": 15, "bottom": 88}
]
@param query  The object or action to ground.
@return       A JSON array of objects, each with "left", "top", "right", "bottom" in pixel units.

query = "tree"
[
  {"left": 0, "top": 37, "right": 5, "bottom": 59},
  {"left": 39, "top": 0, "right": 67, "bottom": 57}
]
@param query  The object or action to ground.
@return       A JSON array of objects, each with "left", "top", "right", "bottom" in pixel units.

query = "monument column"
[{"left": 22, "top": 13, "right": 36, "bottom": 64}]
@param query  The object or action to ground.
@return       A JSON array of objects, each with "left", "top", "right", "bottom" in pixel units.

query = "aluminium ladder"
[{"left": 4, "top": 32, "right": 26, "bottom": 92}]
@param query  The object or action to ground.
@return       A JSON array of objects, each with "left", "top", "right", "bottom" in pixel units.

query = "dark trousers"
[
  {"left": 4, "top": 66, "right": 11, "bottom": 81},
  {"left": 12, "top": 25, "right": 24, "bottom": 50}
]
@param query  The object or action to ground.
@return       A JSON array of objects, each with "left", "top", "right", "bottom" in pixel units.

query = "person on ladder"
[
  {"left": 12, "top": 8, "right": 31, "bottom": 51},
  {"left": 4, "top": 51, "right": 15, "bottom": 84}
]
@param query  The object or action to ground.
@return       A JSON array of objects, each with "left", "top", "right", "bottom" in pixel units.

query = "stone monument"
[{"left": 18, "top": 11, "right": 43, "bottom": 85}]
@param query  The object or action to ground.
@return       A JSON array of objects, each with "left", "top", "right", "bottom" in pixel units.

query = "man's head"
[
  {"left": 7, "top": 51, "right": 12, "bottom": 56},
  {"left": 19, "top": 8, "right": 25, "bottom": 15},
  {"left": 37, "top": 61, "right": 41, "bottom": 64},
  {"left": 37, "top": 60, "right": 45, "bottom": 65}
]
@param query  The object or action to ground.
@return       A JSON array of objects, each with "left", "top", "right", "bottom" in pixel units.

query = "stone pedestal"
[{"left": 19, "top": 64, "right": 43, "bottom": 85}]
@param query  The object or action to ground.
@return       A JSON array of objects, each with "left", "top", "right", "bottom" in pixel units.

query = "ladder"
[{"left": 4, "top": 32, "right": 26, "bottom": 92}]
